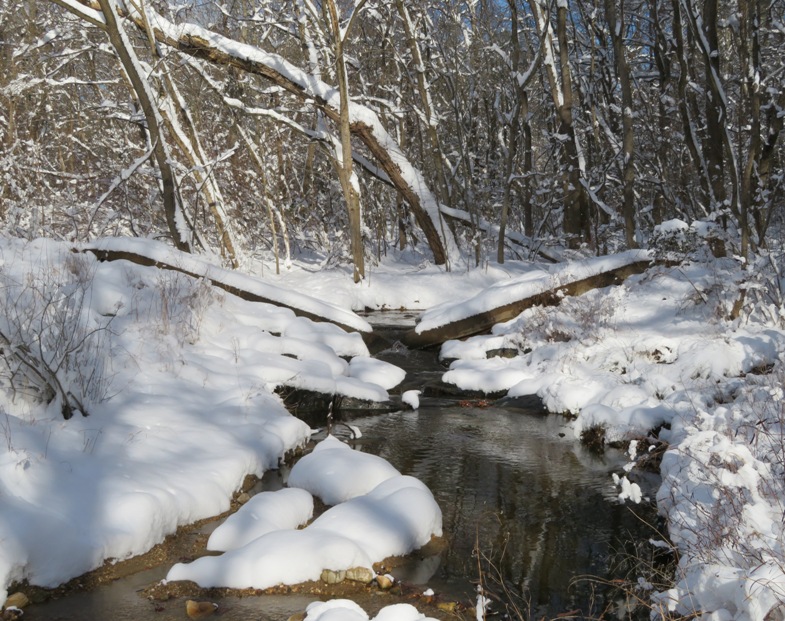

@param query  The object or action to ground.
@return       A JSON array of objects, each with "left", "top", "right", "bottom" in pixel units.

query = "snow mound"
[
  {"left": 304, "top": 600, "right": 439, "bottom": 621},
  {"left": 0, "top": 237, "right": 403, "bottom": 603},
  {"left": 207, "top": 488, "right": 314, "bottom": 552},
  {"left": 288, "top": 435, "right": 402, "bottom": 504},
  {"left": 167, "top": 529, "right": 373, "bottom": 590},
  {"left": 309, "top": 475, "right": 443, "bottom": 560},
  {"left": 166, "top": 437, "right": 442, "bottom": 590}
]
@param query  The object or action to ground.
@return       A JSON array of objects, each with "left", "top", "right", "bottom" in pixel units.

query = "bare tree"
[
  {"left": 323, "top": 0, "right": 366, "bottom": 282},
  {"left": 530, "top": 0, "right": 591, "bottom": 247},
  {"left": 605, "top": 0, "right": 637, "bottom": 247}
]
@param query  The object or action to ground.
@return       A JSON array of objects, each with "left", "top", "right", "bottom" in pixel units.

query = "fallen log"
[
  {"left": 402, "top": 250, "right": 651, "bottom": 349},
  {"left": 80, "top": 238, "right": 371, "bottom": 334}
]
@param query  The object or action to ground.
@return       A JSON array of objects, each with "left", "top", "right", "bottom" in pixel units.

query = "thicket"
[{"left": 0, "top": 0, "right": 781, "bottom": 273}]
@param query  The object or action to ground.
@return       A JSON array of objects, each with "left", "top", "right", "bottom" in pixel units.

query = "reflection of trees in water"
[{"left": 355, "top": 407, "right": 657, "bottom": 617}]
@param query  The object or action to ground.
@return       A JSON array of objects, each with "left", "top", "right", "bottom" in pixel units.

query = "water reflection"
[{"left": 346, "top": 405, "right": 657, "bottom": 619}]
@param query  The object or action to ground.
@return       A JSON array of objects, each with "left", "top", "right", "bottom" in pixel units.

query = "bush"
[{"left": 0, "top": 252, "right": 116, "bottom": 419}]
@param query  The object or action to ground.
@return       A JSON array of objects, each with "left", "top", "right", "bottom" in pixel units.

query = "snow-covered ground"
[
  {"left": 0, "top": 237, "right": 419, "bottom": 608},
  {"left": 2, "top": 228, "right": 785, "bottom": 620},
  {"left": 418, "top": 231, "right": 785, "bottom": 620}
]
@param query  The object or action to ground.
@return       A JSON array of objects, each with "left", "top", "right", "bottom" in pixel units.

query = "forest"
[
  {"left": 2, "top": 1, "right": 785, "bottom": 620},
  {"left": 1, "top": 0, "right": 782, "bottom": 271}
]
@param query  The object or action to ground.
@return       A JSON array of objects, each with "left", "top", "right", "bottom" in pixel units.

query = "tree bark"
[
  {"left": 394, "top": 0, "right": 450, "bottom": 207},
  {"left": 95, "top": 0, "right": 192, "bottom": 252},
  {"left": 605, "top": 0, "right": 637, "bottom": 248},
  {"left": 324, "top": 0, "right": 364, "bottom": 282},
  {"left": 531, "top": 0, "right": 590, "bottom": 247},
  {"left": 497, "top": 0, "right": 528, "bottom": 263},
  {"left": 671, "top": 0, "right": 713, "bottom": 209},
  {"left": 137, "top": 3, "right": 454, "bottom": 266},
  {"left": 48, "top": 0, "right": 455, "bottom": 267}
]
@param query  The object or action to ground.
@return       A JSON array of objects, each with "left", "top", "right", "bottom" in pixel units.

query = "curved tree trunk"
[
  {"left": 48, "top": 0, "right": 457, "bottom": 267},
  {"left": 324, "top": 0, "right": 365, "bottom": 282},
  {"left": 134, "top": 3, "right": 455, "bottom": 266},
  {"left": 95, "top": 0, "right": 192, "bottom": 252}
]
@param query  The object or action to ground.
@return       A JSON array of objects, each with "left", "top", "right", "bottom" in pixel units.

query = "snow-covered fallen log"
[
  {"left": 403, "top": 250, "right": 651, "bottom": 348},
  {"left": 80, "top": 237, "right": 371, "bottom": 334}
]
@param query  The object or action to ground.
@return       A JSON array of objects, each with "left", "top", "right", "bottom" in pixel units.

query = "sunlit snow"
[{"left": 3, "top": 232, "right": 785, "bottom": 621}]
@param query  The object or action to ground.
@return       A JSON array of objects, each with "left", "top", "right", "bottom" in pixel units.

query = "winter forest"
[
  {"left": 2, "top": 0, "right": 781, "bottom": 266},
  {"left": 2, "top": 0, "right": 785, "bottom": 620}
]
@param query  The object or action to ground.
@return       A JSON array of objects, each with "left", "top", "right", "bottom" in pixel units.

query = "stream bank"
[{"left": 9, "top": 312, "right": 662, "bottom": 621}]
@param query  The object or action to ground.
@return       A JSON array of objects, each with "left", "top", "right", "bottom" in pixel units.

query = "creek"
[
  {"left": 342, "top": 312, "right": 662, "bottom": 618},
  {"left": 21, "top": 312, "right": 660, "bottom": 620}
]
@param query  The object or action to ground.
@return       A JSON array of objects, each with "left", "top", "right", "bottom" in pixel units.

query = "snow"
[
  {"left": 4, "top": 233, "right": 785, "bottom": 620},
  {"left": 167, "top": 436, "right": 442, "bottom": 588},
  {"left": 0, "top": 237, "right": 404, "bottom": 604},
  {"left": 287, "top": 435, "right": 401, "bottom": 505},
  {"left": 206, "top": 488, "right": 314, "bottom": 552},
  {"left": 304, "top": 600, "right": 439, "bottom": 621},
  {"left": 402, "top": 390, "right": 421, "bottom": 409},
  {"left": 348, "top": 357, "right": 406, "bottom": 390},
  {"left": 167, "top": 528, "right": 373, "bottom": 590}
]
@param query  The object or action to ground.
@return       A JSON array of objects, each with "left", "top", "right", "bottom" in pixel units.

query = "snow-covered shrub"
[
  {"left": 650, "top": 219, "right": 727, "bottom": 263},
  {"left": 652, "top": 361, "right": 785, "bottom": 620},
  {"left": 0, "top": 248, "right": 116, "bottom": 418},
  {"left": 152, "top": 271, "right": 217, "bottom": 345},
  {"left": 512, "top": 287, "right": 617, "bottom": 352},
  {"left": 738, "top": 249, "right": 785, "bottom": 328}
]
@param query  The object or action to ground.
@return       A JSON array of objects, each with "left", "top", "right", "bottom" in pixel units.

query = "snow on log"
[
  {"left": 80, "top": 237, "right": 371, "bottom": 334},
  {"left": 402, "top": 250, "right": 651, "bottom": 348}
]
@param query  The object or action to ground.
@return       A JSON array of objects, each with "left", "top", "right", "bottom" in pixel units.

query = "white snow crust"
[
  {"left": 0, "top": 237, "right": 405, "bottom": 603},
  {"left": 4, "top": 232, "right": 785, "bottom": 621},
  {"left": 167, "top": 435, "right": 442, "bottom": 589}
]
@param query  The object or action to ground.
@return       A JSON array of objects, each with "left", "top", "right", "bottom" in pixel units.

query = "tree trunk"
[
  {"left": 324, "top": 0, "right": 364, "bottom": 282},
  {"left": 497, "top": 0, "right": 527, "bottom": 264},
  {"left": 394, "top": 0, "right": 451, "bottom": 207},
  {"left": 531, "top": 0, "right": 590, "bottom": 247},
  {"left": 605, "top": 0, "right": 637, "bottom": 248},
  {"left": 671, "top": 0, "right": 712, "bottom": 209},
  {"left": 48, "top": 0, "right": 455, "bottom": 267},
  {"left": 94, "top": 0, "right": 192, "bottom": 252},
  {"left": 700, "top": 0, "right": 726, "bottom": 213}
]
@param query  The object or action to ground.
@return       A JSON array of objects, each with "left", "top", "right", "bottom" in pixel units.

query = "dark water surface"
[
  {"left": 347, "top": 311, "right": 660, "bottom": 618},
  {"left": 344, "top": 405, "right": 657, "bottom": 619}
]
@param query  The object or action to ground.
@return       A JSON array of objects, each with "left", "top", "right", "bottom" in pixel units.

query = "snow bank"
[
  {"left": 304, "top": 599, "right": 439, "bottom": 621},
  {"left": 0, "top": 237, "right": 405, "bottom": 604},
  {"left": 437, "top": 257, "right": 785, "bottom": 619},
  {"left": 167, "top": 436, "right": 442, "bottom": 589}
]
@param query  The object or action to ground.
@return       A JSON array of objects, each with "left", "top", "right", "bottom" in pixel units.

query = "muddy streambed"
[{"left": 19, "top": 313, "right": 661, "bottom": 620}]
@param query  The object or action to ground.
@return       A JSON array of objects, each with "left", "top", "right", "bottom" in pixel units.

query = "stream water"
[
  {"left": 341, "top": 406, "right": 658, "bottom": 619},
  {"left": 23, "top": 313, "right": 661, "bottom": 620},
  {"left": 342, "top": 313, "right": 662, "bottom": 619}
]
